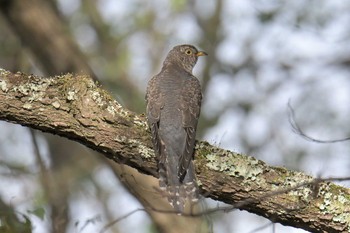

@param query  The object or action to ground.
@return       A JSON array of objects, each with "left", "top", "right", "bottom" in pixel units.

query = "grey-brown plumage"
[{"left": 146, "top": 44, "right": 207, "bottom": 212}]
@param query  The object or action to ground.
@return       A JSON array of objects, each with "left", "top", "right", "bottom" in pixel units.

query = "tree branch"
[{"left": 1, "top": 69, "right": 349, "bottom": 233}]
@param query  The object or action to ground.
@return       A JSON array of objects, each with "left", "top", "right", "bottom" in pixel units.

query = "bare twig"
[{"left": 288, "top": 100, "right": 350, "bottom": 143}]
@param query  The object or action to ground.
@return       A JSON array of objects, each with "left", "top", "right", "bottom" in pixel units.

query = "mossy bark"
[{"left": 1, "top": 69, "right": 349, "bottom": 233}]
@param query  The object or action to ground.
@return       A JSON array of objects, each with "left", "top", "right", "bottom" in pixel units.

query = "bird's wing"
[
  {"left": 146, "top": 76, "right": 163, "bottom": 156},
  {"left": 146, "top": 75, "right": 168, "bottom": 188},
  {"left": 178, "top": 76, "right": 202, "bottom": 182}
]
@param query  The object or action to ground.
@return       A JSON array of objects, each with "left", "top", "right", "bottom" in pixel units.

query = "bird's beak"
[{"left": 196, "top": 51, "right": 208, "bottom": 57}]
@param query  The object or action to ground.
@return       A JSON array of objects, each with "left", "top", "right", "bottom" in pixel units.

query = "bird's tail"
[
  {"left": 160, "top": 181, "right": 199, "bottom": 213},
  {"left": 159, "top": 159, "right": 199, "bottom": 213}
]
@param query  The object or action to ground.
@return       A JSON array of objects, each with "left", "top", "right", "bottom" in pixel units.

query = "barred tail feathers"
[
  {"left": 158, "top": 142, "right": 199, "bottom": 212},
  {"left": 182, "top": 162, "right": 199, "bottom": 203},
  {"left": 163, "top": 181, "right": 198, "bottom": 213}
]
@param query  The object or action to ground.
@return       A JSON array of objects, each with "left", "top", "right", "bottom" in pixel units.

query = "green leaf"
[{"left": 28, "top": 207, "right": 45, "bottom": 220}]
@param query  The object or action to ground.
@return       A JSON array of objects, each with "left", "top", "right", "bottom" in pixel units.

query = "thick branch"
[{"left": 0, "top": 69, "right": 349, "bottom": 233}]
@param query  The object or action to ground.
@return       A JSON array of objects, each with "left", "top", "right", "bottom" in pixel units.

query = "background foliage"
[{"left": 0, "top": 0, "right": 350, "bottom": 232}]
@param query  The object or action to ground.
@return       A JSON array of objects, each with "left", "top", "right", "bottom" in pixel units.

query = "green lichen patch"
[
  {"left": 23, "top": 103, "right": 32, "bottom": 110},
  {"left": 0, "top": 79, "right": 8, "bottom": 92},
  {"left": 133, "top": 114, "right": 149, "bottom": 129},
  {"left": 104, "top": 104, "right": 115, "bottom": 115},
  {"left": 203, "top": 144, "right": 264, "bottom": 181},
  {"left": 11, "top": 76, "right": 54, "bottom": 102},
  {"left": 52, "top": 101, "right": 61, "bottom": 109},
  {"left": 129, "top": 139, "right": 154, "bottom": 159},
  {"left": 0, "top": 68, "right": 11, "bottom": 76},
  {"left": 91, "top": 91, "right": 105, "bottom": 107},
  {"left": 57, "top": 74, "right": 92, "bottom": 102},
  {"left": 67, "top": 90, "right": 77, "bottom": 101},
  {"left": 58, "top": 74, "right": 148, "bottom": 129},
  {"left": 114, "top": 135, "right": 128, "bottom": 143},
  {"left": 87, "top": 87, "right": 120, "bottom": 118},
  {"left": 316, "top": 183, "right": 350, "bottom": 228},
  {"left": 114, "top": 136, "right": 154, "bottom": 159},
  {"left": 115, "top": 101, "right": 131, "bottom": 118}
]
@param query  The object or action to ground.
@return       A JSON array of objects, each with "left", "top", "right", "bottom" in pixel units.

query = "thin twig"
[{"left": 288, "top": 100, "right": 350, "bottom": 143}]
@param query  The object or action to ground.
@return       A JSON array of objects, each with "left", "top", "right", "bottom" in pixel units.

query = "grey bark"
[{"left": 0, "top": 69, "right": 349, "bottom": 233}]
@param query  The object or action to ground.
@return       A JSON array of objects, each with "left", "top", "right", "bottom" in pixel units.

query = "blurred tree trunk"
[
  {"left": 0, "top": 0, "right": 97, "bottom": 79},
  {"left": 0, "top": 1, "right": 96, "bottom": 232},
  {"left": 109, "top": 163, "right": 209, "bottom": 233}
]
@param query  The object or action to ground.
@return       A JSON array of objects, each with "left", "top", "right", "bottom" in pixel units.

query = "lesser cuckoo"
[{"left": 146, "top": 44, "right": 207, "bottom": 212}]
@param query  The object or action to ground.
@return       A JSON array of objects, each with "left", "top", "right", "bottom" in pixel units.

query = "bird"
[{"left": 146, "top": 44, "right": 207, "bottom": 213}]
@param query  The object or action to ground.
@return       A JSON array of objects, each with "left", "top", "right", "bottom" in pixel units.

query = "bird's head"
[{"left": 163, "top": 44, "right": 207, "bottom": 73}]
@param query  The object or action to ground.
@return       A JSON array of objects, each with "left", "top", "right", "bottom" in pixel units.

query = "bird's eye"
[{"left": 185, "top": 49, "right": 192, "bottom": 55}]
